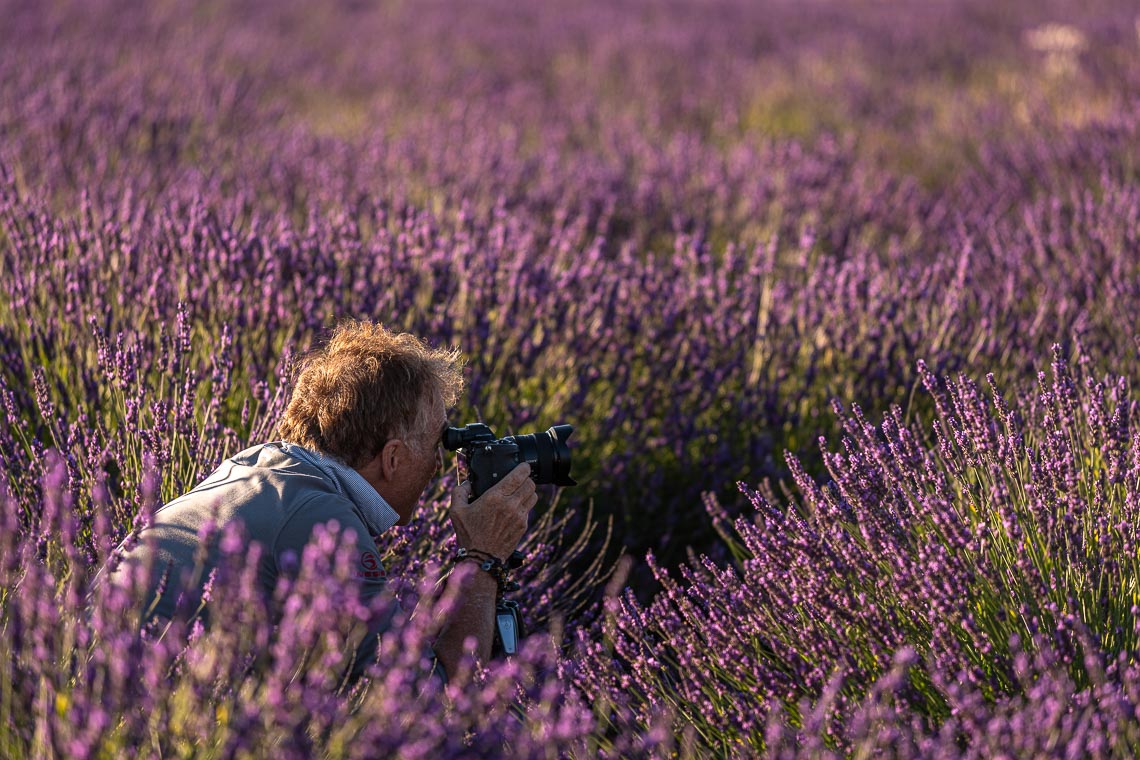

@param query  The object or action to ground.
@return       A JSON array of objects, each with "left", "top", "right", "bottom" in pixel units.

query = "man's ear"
[{"left": 378, "top": 438, "right": 404, "bottom": 481}]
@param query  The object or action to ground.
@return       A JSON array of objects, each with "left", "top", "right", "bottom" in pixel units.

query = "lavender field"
[{"left": 4, "top": 0, "right": 1140, "bottom": 756}]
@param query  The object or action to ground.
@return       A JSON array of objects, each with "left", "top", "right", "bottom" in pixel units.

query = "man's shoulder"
[
  {"left": 228, "top": 441, "right": 318, "bottom": 471},
  {"left": 231, "top": 443, "right": 372, "bottom": 535},
  {"left": 166, "top": 442, "right": 343, "bottom": 524}
]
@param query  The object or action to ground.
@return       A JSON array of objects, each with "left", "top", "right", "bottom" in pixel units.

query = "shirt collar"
[{"left": 274, "top": 442, "right": 401, "bottom": 537}]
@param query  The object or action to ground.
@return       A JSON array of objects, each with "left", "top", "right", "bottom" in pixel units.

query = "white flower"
[
  {"left": 1024, "top": 23, "right": 1087, "bottom": 77},
  {"left": 1024, "top": 23, "right": 1088, "bottom": 55}
]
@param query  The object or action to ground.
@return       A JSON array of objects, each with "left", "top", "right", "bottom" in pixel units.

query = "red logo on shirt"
[{"left": 357, "top": 550, "right": 385, "bottom": 579}]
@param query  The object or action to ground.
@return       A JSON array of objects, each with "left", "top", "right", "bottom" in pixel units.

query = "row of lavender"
[
  {"left": 4, "top": 0, "right": 1140, "bottom": 754},
  {"left": 576, "top": 349, "right": 1140, "bottom": 755},
  {"left": 4, "top": 0, "right": 1140, "bottom": 568},
  {"left": 9, "top": 347, "right": 1140, "bottom": 755},
  {"left": 6, "top": 138, "right": 1138, "bottom": 572}
]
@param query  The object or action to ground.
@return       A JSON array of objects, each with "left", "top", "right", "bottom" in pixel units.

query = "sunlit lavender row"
[{"left": 4, "top": 0, "right": 1140, "bottom": 755}]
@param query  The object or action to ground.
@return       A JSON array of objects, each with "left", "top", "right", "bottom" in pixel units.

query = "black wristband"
[{"left": 453, "top": 547, "right": 511, "bottom": 591}]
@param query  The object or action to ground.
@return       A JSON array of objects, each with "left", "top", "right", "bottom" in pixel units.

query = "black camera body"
[{"left": 443, "top": 422, "right": 577, "bottom": 498}]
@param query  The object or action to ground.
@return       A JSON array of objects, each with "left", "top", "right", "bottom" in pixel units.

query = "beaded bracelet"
[{"left": 453, "top": 548, "right": 519, "bottom": 593}]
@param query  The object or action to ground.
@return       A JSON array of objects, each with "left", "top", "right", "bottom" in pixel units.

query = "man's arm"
[
  {"left": 433, "top": 463, "right": 537, "bottom": 675},
  {"left": 432, "top": 565, "right": 500, "bottom": 670}
]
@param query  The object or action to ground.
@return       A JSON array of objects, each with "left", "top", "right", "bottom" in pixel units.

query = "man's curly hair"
[{"left": 275, "top": 321, "right": 464, "bottom": 469}]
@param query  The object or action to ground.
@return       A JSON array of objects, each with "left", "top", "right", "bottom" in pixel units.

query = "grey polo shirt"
[{"left": 110, "top": 441, "right": 400, "bottom": 622}]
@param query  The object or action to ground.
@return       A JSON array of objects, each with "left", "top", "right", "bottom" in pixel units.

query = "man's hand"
[
  {"left": 448, "top": 462, "right": 537, "bottom": 559},
  {"left": 433, "top": 462, "right": 537, "bottom": 677}
]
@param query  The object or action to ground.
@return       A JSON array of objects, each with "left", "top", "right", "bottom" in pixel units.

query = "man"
[{"left": 109, "top": 321, "right": 537, "bottom": 679}]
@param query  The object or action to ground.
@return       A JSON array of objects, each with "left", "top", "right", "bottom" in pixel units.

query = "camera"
[{"left": 443, "top": 423, "right": 577, "bottom": 498}]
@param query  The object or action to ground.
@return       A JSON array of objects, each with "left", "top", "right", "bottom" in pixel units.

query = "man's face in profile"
[{"left": 390, "top": 394, "right": 448, "bottom": 525}]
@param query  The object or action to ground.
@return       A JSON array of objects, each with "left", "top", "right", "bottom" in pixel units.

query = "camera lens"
[{"left": 508, "top": 425, "right": 577, "bottom": 487}]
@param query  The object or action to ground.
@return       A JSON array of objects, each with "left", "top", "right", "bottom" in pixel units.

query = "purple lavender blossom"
[{"left": 3, "top": 0, "right": 1140, "bottom": 754}]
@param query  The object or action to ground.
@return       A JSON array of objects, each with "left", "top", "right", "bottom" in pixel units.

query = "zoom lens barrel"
[{"left": 507, "top": 424, "right": 577, "bottom": 487}]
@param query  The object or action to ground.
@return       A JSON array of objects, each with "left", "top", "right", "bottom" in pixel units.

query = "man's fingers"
[
  {"left": 453, "top": 467, "right": 538, "bottom": 559},
  {"left": 504, "top": 462, "right": 531, "bottom": 486},
  {"left": 505, "top": 481, "right": 537, "bottom": 513},
  {"left": 479, "top": 462, "right": 532, "bottom": 499},
  {"left": 452, "top": 481, "right": 472, "bottom": 506}
]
